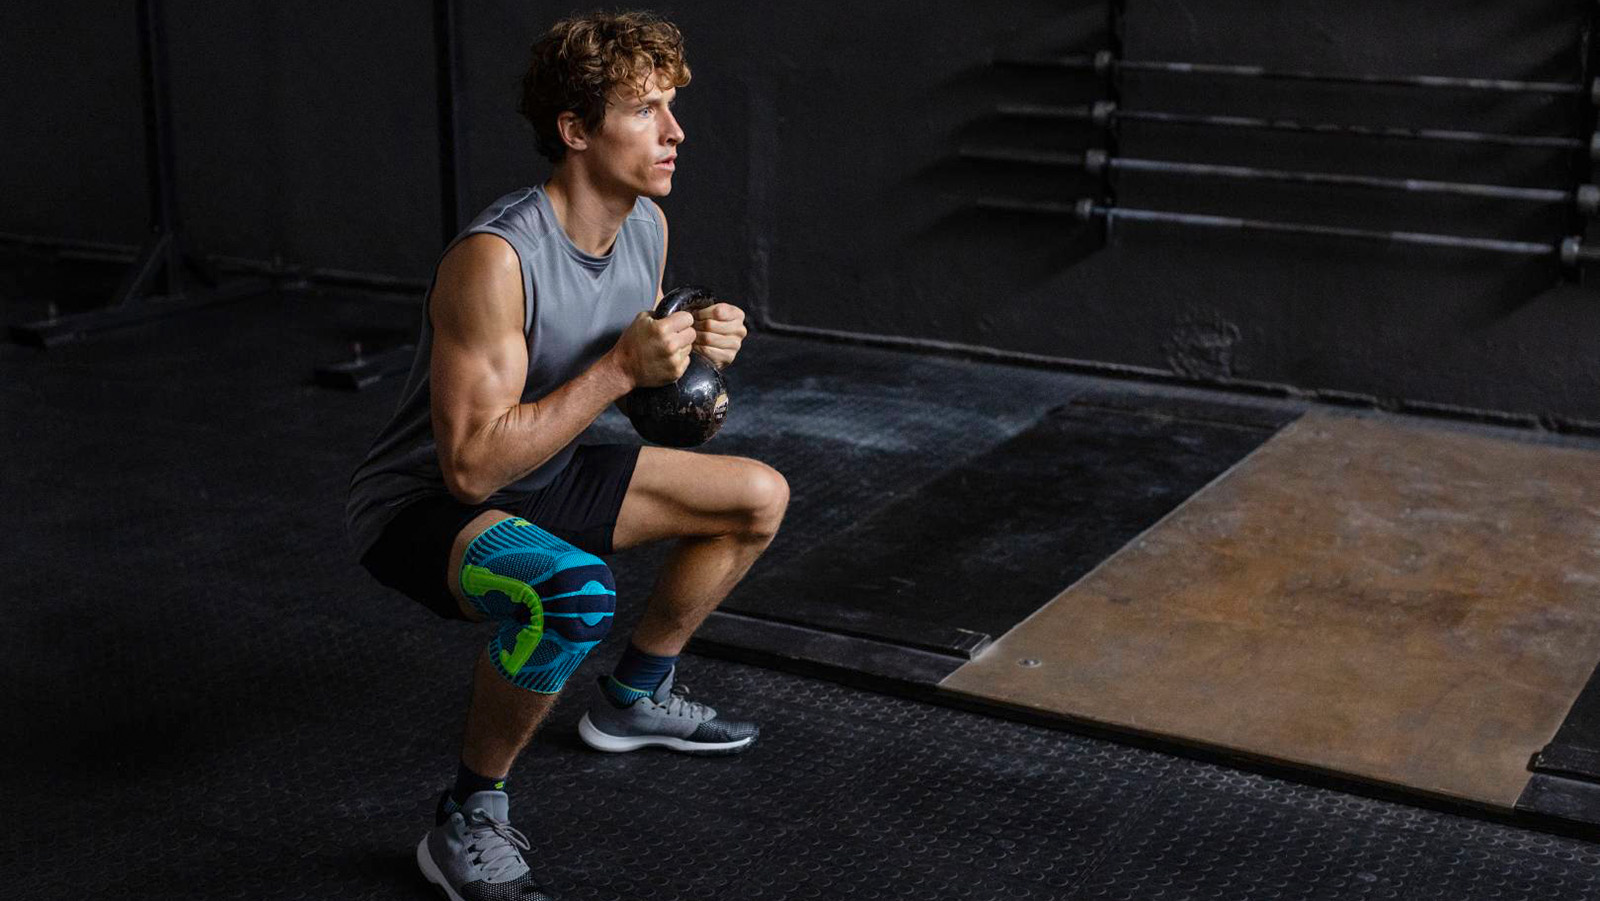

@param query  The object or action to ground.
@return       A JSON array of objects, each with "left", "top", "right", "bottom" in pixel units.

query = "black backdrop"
[{"left": 3, "top": 0, "right": 1597, "bottom": 421}]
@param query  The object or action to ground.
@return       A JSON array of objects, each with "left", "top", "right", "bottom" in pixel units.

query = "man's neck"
[{"left": 544, "top": 172, "right": 637, "bottom": 258}]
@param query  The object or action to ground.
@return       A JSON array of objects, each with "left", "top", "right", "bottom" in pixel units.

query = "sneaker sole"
[
  {"left": 577, "top": 712, "right": 756, "bottom": 756},
  {"left": 415, "top": 836, "right": 467, "bottom": 901}
]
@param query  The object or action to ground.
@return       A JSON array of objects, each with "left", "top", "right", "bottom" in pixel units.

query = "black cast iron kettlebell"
[{"left": 618, "top": 285, "right": 730, "bottom": 448}]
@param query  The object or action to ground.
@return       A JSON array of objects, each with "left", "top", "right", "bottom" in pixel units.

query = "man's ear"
[{"left": 557, "top": 110, "right": 590, "bottom": 152}]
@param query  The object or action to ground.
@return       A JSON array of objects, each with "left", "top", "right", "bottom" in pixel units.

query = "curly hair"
[{"left": 519, "top": 10, "right": 692, "bottom": 164}]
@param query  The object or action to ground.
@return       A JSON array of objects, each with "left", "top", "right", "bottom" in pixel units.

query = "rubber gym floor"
[{"left": 2, "top": 257, "right": 1598, "bottom": 900}]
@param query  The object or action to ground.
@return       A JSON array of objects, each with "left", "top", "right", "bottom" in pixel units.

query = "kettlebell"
[{"left": 618, "top": 285, "right": 730, "bottom": 447}]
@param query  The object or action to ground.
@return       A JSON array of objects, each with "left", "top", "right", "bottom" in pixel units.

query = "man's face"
[{"left": 589, "top": 70, "right": 683, "bottom": 198}]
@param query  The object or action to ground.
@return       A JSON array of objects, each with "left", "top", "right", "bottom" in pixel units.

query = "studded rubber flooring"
[{"left": 1, "top": 260, "right": 1597, "bottom": 900}]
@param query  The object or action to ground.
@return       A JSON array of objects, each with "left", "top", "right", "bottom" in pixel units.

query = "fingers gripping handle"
[
  {"left": 622, "top": 285, "right": 730, "bottom": 448},
  {"left": 653, "top": 285, "right": 718, "bottom": 319}
]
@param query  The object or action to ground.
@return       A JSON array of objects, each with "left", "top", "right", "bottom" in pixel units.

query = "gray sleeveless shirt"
[{"left": 345, "top": 183, "right": 664, "bottom": 560}]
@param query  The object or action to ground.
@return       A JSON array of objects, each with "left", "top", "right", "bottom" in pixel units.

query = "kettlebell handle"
[
  {"left": 620, "top": 285, "right": 730, "bottom": 447},
  {"left": 653, "top": 285, "right": 718, "bottom": 319}
]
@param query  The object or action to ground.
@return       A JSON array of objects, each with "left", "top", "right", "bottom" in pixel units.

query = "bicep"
[{"left": 429, "top": 235, "right": 528, "bottom": 458}]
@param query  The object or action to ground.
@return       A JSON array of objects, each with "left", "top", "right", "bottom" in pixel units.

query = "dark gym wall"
[
  {"left": 168, "top": 1, "right": 440, "bottom": 276},
  {"left": 1, "top": 0, "right": 440, "bottom": 274},
  {"left": 3, "top": 2, "right": 1597, "bottom": 422},
  {"left": 2, "top": 0, "right": 148, "bottom": 245}
]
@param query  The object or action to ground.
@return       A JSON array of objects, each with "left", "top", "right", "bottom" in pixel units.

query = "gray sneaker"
[
  {"left": 415, "top": 790, "right": 553, "bottom": 901},
  {"left": 577, "top": 667, "right": 759, "bottom": 756}
]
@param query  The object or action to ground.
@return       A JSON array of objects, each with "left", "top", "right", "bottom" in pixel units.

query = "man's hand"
[
  {"left": 692, "top": 303, "right": 747, "bottom": 369},
  {"left": 609, "top": 309, "right": 696, "bottom": 389}
]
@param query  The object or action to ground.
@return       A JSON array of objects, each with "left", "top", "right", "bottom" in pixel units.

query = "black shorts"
[{"left": 359, "top": 443, "right": 642, "bottom": 621}]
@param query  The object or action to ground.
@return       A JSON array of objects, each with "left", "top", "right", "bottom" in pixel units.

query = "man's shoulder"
[
  {"left": 464, "top": 187, "right": 562, "bottom": 252},
  {"left": 447, "top": 232, "right": 521, "bottom": 270},
  {"left": 433, "top": 235, "right": 522, "bottom": 316}
]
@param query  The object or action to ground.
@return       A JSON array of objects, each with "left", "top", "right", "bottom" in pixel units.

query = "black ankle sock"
[{"left": 450, "top": 761, "right": 507, "bottom": 808}]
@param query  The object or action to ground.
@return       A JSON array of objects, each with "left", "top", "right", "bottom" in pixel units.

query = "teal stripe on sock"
[{"left": 603, "top": 675, "right": 651, "bottom": 707}]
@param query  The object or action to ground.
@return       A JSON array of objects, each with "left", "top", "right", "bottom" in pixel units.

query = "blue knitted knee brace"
[{"left": 458, "top": 518, "right": 616, "bottom": 693}]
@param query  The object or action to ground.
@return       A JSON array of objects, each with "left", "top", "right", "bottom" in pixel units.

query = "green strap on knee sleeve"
[{"left": 460, "top": 564, "right": 545, "bottom": 672}]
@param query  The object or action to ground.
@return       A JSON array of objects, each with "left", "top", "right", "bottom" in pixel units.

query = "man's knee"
[
  {"left": 458, "top": 518, "right": 616, "bottom": 693},
  {"left": 740, "top": 462, "right": 789, "bottom": 539}
]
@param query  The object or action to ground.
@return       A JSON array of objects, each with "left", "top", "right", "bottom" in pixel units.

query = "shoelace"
[
  {"left": 662, "top": 681, "right": 712, "bottom": 720},
  {"left": 464, "top": 808, "right": 532, "bottom": 882}
]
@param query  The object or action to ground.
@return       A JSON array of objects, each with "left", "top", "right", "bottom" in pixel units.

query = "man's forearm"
[{"left": 446, "top": 354, "right": 633, "bottom": 503}]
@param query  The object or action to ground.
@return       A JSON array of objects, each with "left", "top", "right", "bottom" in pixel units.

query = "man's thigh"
[
  {"left": 612, "top": 446, "right": 787, "bottom": 552},
  {"left": 441, "top": 444, "right": 640, "bottom": 618}
]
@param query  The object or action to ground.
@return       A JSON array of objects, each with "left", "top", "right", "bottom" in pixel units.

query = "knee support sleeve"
[{"left": 458, "top": 518, "right": 616, "bottom": 693}]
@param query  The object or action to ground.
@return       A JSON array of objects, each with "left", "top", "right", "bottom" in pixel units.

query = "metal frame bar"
[
  {"left": 0, "top": 232, "right": 430, "bottom": 296},
  {"left": 139, "top": 0, "right": 180, "bottom": 298},
  {"left": 1567, "top": 3, "right": 1600, "bottom": 283},
  {"left": 1119, "top": 58, "right": 1585, "bottom": 96},
  {"left": 9, "top": 280, "right": 266, "bottom": 348},
  {"left": 434, "top": 0, "right": 462, "bottom": 245},
  {"left": 1104, "top": 156, "right": 1573, "bottom": 204},
  {"left": 974, "top": 197, "right": 1600, "bottom": 268},
  {"left": 996, "top": 51, "right": 1588, "bottom": 97},
  {"left": 997, "top": 102, "right": 1589, "bottom": 154},
  {"left": 960, "top": 146, "right": 1589, "bottom": 209},
  {"left": 1086, "top": 203, "right": 1554, "bottom": 256},
  {"left": 9, "top": 0, "right": 238, "bottom": 348},
  {"left": 1066, "top": 201, "right": 1600, "bottom": 267},
  {"left": 313, "top": 0, "right": 461, "bottom": 389},
  {"left": 1097, "top": 0, "right": 1126, "bottom": 211}
]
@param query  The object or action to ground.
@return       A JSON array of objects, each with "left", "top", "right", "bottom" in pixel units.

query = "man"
[{"left": 345, "top": 11, "right": 787, "bottom": 899}]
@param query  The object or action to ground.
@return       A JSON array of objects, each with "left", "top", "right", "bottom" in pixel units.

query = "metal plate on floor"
[{"left": 941, "top": 411, "right": 1600, "bottom": 808}]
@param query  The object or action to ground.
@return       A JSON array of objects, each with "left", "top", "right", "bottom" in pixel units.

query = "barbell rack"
[
  {"left": 997, "top": 101, "right": 1590, "bottom": 155},
  {"left": 973, "top": 197, "right": 1600, "bottom": 268},
  {"left": 995, "top": 51, "right": 1592, "bottom": 100},
  {"left": 961, "top": 146, "right": 1596, "bottom": 211}
]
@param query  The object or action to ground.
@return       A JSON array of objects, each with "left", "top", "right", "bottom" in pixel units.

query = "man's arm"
[
  {"left": 430, "top": 234, "right": 692, "bottom": 504},
  {"left": 650, "top": 200, "right": 748, "bottom": 367}
]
